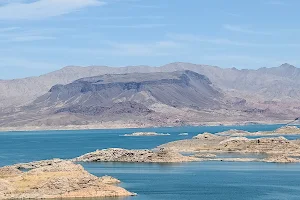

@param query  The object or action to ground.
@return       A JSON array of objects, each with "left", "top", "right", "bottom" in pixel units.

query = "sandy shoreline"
[{"left": 0, "top": 120, "right": 292, "bottom": 132}]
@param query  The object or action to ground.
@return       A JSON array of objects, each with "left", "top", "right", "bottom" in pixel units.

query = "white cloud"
[
  {"left": 62, "top": 15, "right": 164, "bottom": 21},
  {"left": 223, "top": 24, "right": 272, "bottom": 35},
  {"left": 133, "top": 5, "right": 159, "bottom": 8},
  {"left": 225, "top": 13, "right": 241, "bottom": 17},
  {"left": 103, "top": 40, "right": 181, "bottom": 56},
  {"left": 0, "top": 56, "right": 59, "bottom": 69},
  {"left": 0, "top": 27, "right": 20, "bottom": 32},
  {"left": 167, "top": 33, "right": 261, "bottom": 47},
  {"left": 11, "top": 35, "right": 56, "bottom": 42},
  {"left": 0, "top": 28, "right": 60, "bottom": 42},
  {"left": 10, "top": 40, "right": 182, "bottom": 57},
  {"left": 97, "top": 24, "right": 167, "bottom": 28},
  {"left": 0, "top": 0, "right": 105, "bottom": 20}
]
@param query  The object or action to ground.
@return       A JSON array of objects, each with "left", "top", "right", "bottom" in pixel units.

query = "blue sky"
[{"left": 0, "top": 0, "right": 299, "bottom": 79}]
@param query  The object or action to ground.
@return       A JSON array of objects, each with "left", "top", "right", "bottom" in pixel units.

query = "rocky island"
[
  {"left": 74, "top": 148, "right": 199, "bottom": 163},
  {"left": 0, "top": 160, "right": 134, "bottom": 199},
  {"left": 216, "top": 126, "right": 300, "bottom": 137},
  {"left": 159, "top": 132, "right": 300, "bottom": 163},
  {"left": 123, "top": 132, "right": 170, "bottom": 136},
  {"left": 71, "top": 129, "right": 300, "bottom": 164}
]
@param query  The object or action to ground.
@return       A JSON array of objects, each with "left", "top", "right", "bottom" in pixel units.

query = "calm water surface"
[{"left": 1, "top": 124, "right": 300, "bottom": 200}]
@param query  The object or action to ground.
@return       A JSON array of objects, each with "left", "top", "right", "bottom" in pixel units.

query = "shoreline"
[{"left": 0, "top": 120, "right": 291, "bottom": 133}]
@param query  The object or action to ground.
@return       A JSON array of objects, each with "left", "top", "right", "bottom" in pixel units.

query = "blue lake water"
[{"left": 1, "top": 124, "right": 300, "bottom": 200}]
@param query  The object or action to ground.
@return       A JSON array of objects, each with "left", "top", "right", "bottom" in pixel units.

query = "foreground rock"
[
  {"left": 0, "top": 167, "right": 22, "bottom": 178},
  {"left": 74, "top": 148, "right": 199, "bottom": 163},
  {"left": 0, "top": 160, "right": 134, "bottom": 199},
  {"left": 123, "top": 132, "right": 170, "bottom": 136}
]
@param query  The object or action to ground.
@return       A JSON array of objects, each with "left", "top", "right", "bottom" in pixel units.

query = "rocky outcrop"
[
  {"left": 160, "top": 133, "right": 227, "bottom": 152},
  {"left": 0, "top": 160, "right": 134, "bottom": 199},
  {"left": 74, "top": 148, "right": 199, "bottom": 163},
  {"left": 99, "top": 176, "right": 121, "bottom": 184},
  {"left": 218, "top": 136, "right": 300, "bottom": 155},
  {"left": 123, "top": 132, "right": 170, "bottom": 137},
  {"left": 273, "top": 126, "right": 300, "bottom": 134},
  {"left": 13, "top": 158, "right": 64, "bottom": 170},
  {"left": 216, "top": 129, "right": 252, "bottom": 137},
  {"left": 193, "top": 132, "right": 222, "bottom": 140}
]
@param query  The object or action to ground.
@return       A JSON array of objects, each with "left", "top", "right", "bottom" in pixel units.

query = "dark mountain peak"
[
  {"left": 38, "top": 70, "right": 222, "bottom": 116},
  {"left": 65, "top": 70, "right": 210, "bottom": 86}
]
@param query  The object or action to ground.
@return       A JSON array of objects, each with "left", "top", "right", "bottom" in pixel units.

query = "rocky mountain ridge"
[
  {"left": 1, "top": 62, "right": 300, "bottom": 108},
  {"left": 0, "top": 63, "right": 299, "bottom": 129}
]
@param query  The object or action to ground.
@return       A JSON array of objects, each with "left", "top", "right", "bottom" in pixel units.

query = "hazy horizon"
[{"left": 1, "top": 61, "right": 299, "bottom": 81}]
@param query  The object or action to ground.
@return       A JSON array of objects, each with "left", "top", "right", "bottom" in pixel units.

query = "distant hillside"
[
  {"left": 0, "top": 63, "right": 300, "bottom": 129},
  {"left": 1, "top": 62, "right": 300, "bottom": 108}
]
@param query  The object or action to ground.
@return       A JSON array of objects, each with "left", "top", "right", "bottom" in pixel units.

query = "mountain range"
[{"left": 0, "top": 62, "right": 299, "bottom": 130}]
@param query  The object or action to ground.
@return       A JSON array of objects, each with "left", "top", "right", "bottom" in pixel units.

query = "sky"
[{"left": 0, "top": 0, "right": 300, "bottom": 79}]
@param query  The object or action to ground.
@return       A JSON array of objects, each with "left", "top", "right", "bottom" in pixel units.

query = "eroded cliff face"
[{"left": 0, "top": 160, "right": 134, "bottom": 199}]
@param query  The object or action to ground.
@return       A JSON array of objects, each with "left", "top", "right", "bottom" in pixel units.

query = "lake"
[{"left": 1, "top": 124, "right": 300, "bottom": 200}]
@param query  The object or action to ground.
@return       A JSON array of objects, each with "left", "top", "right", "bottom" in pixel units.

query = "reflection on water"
[{"left": 215, "top": 152, "right": 267, "bottom": 159}]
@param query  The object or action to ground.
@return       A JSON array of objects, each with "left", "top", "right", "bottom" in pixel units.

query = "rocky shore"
[
  {"left": 73, "top": 148, "right": 199, "bottom": 163},
  {"left": 0, "top": 160, "right": 134, "bottom": 199},
  {"left": 0, "top": 120, "right": 292, "bottom": 132}
]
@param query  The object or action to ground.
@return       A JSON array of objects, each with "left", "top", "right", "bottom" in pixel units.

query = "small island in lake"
[
  {"left": 123, "top": 132, "right": 170, "bottom": 137},
  {"left": 216, "top": 126, "right": 300, "bottom": 137}
]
